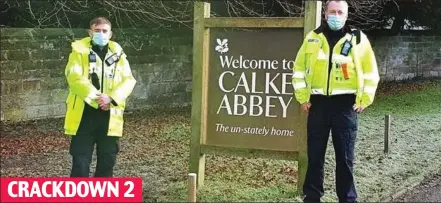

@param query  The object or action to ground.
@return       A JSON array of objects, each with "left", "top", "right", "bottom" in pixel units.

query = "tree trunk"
[{"left": 391, "top": 12, "right": 405, "bottom": 34}]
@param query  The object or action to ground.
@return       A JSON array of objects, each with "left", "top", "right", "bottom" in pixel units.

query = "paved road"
[{"left": 395, "top": 173, "right": 441, "bottom": 202}]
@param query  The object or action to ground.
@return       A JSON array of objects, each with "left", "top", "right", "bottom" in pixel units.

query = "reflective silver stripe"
[
  {"left": 84, "top": 92, "right": 97, "bottom": 104},
  {"left": 331, "top": 89, "right": 357, "bottom": 95},
  {"left": 363, "top": 73, "right": 379, "bottom": 81},
  {"left": 332, "top": 54, "right": 353, "bottom": 64},
  {"left": 87, "top": 92, "right": 97, "bottom": 100},
  {"left": 112, "top": 91, "right": 125, "bottom": 102},
  {"left": 293, "top": 82, "right": 307, "bottom": 89},
  {"left": 84, "top": 97, "right": 92, "bottom": 104},
  {"left": 70, "top": 65, "right": 82, "bottom": 75},
  {"left": 364, "top": 86, "right": 376, "bottom": 94},
  {"left": 311, "top": 88, "right": 325, "bottom": 95},
  {"left": 111, "top": 108, "right": 123, "bottom": 115},
  {"left": 317, "top": 49, "right": 327, "bottom": 60},
  {"left": 292, "top": 71, "right": 305, "bottom": 78}
]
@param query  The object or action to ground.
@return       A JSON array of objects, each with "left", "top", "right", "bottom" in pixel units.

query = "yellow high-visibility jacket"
[
  {"left": 292, "top": 25, "right": 380, "bottom": 108},
  {"left": 64, "top": 37, "right": 136, "bottom": 137}
]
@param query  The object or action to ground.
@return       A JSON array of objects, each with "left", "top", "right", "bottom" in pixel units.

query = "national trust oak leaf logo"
[{"left": 215, "top": 38, "right": 229, "bottom": 54}]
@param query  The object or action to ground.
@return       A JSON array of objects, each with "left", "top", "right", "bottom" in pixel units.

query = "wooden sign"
[{"left": 189, "top": 1, "right": 322, "bottom": 195}]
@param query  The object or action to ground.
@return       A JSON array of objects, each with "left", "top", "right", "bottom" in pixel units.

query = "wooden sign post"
[{"left": 189, "top": 1, "right": 322, "bottom": 196}]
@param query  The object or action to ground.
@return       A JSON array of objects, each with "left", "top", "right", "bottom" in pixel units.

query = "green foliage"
[
  {"left": 367, "top": 81, "right": 441, "bottom": 117},
  {"left": 380, "top": 0, "right": 441, "bottom": 33}
]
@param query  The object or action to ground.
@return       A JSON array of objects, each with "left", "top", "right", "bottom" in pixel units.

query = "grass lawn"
[{"left": 1, "top": 79, "right": 440, "bottom": 202}]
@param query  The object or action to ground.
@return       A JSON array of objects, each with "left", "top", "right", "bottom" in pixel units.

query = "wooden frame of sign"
[{"left": 189, "top": 1, "right": 322, "bottom": 195}]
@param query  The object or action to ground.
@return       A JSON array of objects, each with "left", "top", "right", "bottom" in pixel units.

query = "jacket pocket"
[
  {"left": 66, "top": 93, "right": 77, "bottom": 110},
  {"left": 72, "top": 95, "right": 77, "bottom": 109},
  {"left": 309, "top": 49, "right": 328, "bottom": 89}
]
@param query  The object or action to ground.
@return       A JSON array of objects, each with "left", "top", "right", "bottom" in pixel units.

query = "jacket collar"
[{"left": 313, "top": 22, "right": 353, "bottom": 35}]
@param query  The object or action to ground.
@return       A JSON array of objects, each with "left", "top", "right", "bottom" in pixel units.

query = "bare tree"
[
  {"left": 347, "top": 0, "right": 391, "bottom": 30},
  {"left": 1, "top": 0, "right": 194, "bottom": 28},
  {"left": 0, "top": 0, "right": 305, "bottom": 28},
  {"left": 1, "top": 0, "right": 439, "bottom": 33}
]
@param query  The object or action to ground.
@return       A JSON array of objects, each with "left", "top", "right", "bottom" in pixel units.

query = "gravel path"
[{"left": 394, "top": 172, "right": 441, "bottom": 202}]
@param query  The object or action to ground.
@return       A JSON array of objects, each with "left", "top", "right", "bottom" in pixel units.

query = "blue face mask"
[
  {"left": 92, "top": 32, "right": 109, "bottom": 46},
  {"left": 327, "top": 14, "right": 345, "bottom": 31}
]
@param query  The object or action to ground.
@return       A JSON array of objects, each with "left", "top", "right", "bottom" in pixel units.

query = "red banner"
[{"left": 0, "top": 177, "right": 143, "bottom": 202}]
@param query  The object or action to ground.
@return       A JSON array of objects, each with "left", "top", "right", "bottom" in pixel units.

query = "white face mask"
[
  {"left": 327, "top": 14, "right": 345, "bottom": 31},
  {"left": 92, "top": 32, "right": 109, "bottom": 46}
]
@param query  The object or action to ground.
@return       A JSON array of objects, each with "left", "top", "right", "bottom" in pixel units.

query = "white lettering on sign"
[
  {"left": 220, "top": 55, "right": 279, "bottom": 70},
  {"left": 210, "top": 37, "right": 300, "bottom": 139},
  {"left": 217, "top": 65, "right": 294, "bottom": 118}
]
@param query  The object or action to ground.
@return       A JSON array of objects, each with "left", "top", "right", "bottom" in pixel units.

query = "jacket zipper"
[{"left": 101, "top": 62, "right": 104, "bottom": 93}]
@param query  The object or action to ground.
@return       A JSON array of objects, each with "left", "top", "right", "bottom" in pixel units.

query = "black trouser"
[
  {"left": 303, "top": 94, "right": 358, "bottom": 203},
  {"left": 69, "top": 104, "right": 120, "bottom": 177}
]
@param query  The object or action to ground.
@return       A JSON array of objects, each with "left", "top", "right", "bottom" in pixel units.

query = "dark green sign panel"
[{"left": 204, "top": 28, "right": 305, "bottom": 152}]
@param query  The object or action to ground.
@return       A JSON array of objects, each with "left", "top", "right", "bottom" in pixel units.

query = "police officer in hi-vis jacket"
[
  {"left": 64, "top": 17, "right": 136, "bottom": 177},
  {"left": 292, "top": 0, "right": 380, "bottom": 202}
]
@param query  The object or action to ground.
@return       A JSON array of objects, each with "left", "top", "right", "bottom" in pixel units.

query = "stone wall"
[
  {"left": 0, "top": 28, "right": 193, "bottom": 121},
  {"left": 1, "top": 28, "right": 440, "bottom": 122},
  {"left": 368, "top": 31, "right": 441, "bottom": 81}
]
